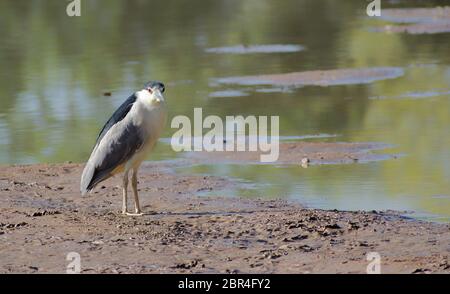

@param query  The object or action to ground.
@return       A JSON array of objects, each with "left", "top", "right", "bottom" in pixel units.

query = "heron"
[{"left": 80, "top": 81, "right": 167, "bottom": 216}]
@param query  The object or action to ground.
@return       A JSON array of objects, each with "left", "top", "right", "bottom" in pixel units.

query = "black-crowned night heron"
[{"left": 80, "top": 81, "right": 167, "bottom": 216}]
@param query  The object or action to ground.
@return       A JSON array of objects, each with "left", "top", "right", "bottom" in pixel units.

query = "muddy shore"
[{"left": 0, "top": 142, "right": 449, "bottom": 274}]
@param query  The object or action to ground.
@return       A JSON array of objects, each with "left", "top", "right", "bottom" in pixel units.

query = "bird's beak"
[{"left": 152, "top": 89, "right": 164, "bottom": 103}]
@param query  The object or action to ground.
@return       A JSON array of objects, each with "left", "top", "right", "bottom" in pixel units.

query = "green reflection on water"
[{"left": 0, "top": 0, "right": 449, "bottom": 221}]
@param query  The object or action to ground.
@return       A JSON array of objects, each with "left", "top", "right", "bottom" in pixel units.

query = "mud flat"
[
  {"left": 372, "top": 7, "right": 450, "bottom": 34},
  {"left": 185, "top": 141, "right": 396, "bottom": 165},
  {"left": 205, "top": 44, "right": 304, "bottom": 54},
  {"left": 212, "top": 67, "right": 404, "bottom": 87},
  {"left": 0, "top": 142, "right": 448, "bottom": 274}
]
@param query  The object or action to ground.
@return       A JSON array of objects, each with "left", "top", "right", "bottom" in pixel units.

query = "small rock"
[
  {"left": 30, "top": 210, "right": 61, "bottom": 217},
  {"left": 358, "top": 241, "right": 369, "bottom": 247},
  {"left": 250, "top": 263, "right": 263, "bottom": 268},
  {"left": 326, "top": 223, "right": 341, "bottom": 229},
  {"left": 290, "top": 234, "right": 309, "bottom": 241},
  {"left": 174, "top": 260, "right": 199, "bottom": 269},
  {"left": 300, "top": 158, "right": 310, "bottom": 168},
  {"left": 439, "top": 260, "right": 449, "bottom": 270},
  {"left": 266, "top": 252, "right": 282, "bottom": 259},
  {"left": 330, "top": 238, "right": 343, "bottom": 245},
  {"left": 347, "top": 221, "right": 360, "bottom": 230},
  {"left": 299, "top": 245, "right": 314, "bottom": 252}
]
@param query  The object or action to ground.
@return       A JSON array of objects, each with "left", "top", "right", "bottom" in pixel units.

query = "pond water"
[{"left": 0, "top": 0, "right": 449, "bottom": 222}]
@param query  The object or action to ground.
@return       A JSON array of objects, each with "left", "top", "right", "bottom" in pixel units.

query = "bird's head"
[{"left": 143, "top": 81, "right": 165, "bottom": 104}]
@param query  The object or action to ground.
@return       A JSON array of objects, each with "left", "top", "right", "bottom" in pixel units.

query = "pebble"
[{"left": 300, "top": 158, "right": 310, "bottom": 168}]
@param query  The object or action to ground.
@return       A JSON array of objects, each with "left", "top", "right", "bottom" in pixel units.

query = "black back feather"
[{"left": 94, "top": 93, "right": 137, "bottom": 149}]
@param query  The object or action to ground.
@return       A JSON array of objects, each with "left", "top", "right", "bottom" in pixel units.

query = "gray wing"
[
  {"left": 80, "top": 102, "right": 144, "bottom": 194},
  {"left": 90, "top": 123, "right": 144, "bottom": 189},
  {"left": 94, "top": 94, "right": 137, "bottom": 149}
]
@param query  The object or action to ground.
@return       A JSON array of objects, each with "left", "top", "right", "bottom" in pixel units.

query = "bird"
[{"left": 80, "top": 81, "right": 167, "bottom": 216}]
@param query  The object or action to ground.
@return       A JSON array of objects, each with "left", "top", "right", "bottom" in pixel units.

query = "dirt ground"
[{"left": 0, "top": 142, "right": 449, "bottom": 274}]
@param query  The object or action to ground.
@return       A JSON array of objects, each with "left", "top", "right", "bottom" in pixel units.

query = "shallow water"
[{"left": 0, "top": 0, "right": 449, "bottom": 222}]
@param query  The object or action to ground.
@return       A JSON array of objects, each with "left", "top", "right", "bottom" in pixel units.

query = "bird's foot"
[
  {"left": 124, "top": 212, "right": 144, "bottom": 217},
  {"left": 123, "top": 208, "right": 143, "bottom": 216}
]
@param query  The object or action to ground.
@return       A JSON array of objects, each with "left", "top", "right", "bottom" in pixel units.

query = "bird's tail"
[{"left": 80, "top": 160, "right": 95, "bottom": 196}]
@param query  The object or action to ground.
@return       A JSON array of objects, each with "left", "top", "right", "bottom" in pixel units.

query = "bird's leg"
[
  {"left": 121, "top": 171, "right": 129, "bottom": 214},
  {"left": 125, "top": 169, "right": 143, "bottom": 216},
  {"left": 130, "top": 168, "right": 143, "bottom": 215}
]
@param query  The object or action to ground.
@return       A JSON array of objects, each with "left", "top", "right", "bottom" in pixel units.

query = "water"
[{"left": 0, "top": 0, "right": 449, "bottom": 222}]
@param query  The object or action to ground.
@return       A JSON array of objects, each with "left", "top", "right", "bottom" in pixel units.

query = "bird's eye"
[{"left": 147, "top": 88, "right": 153, "bottom": 94}]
